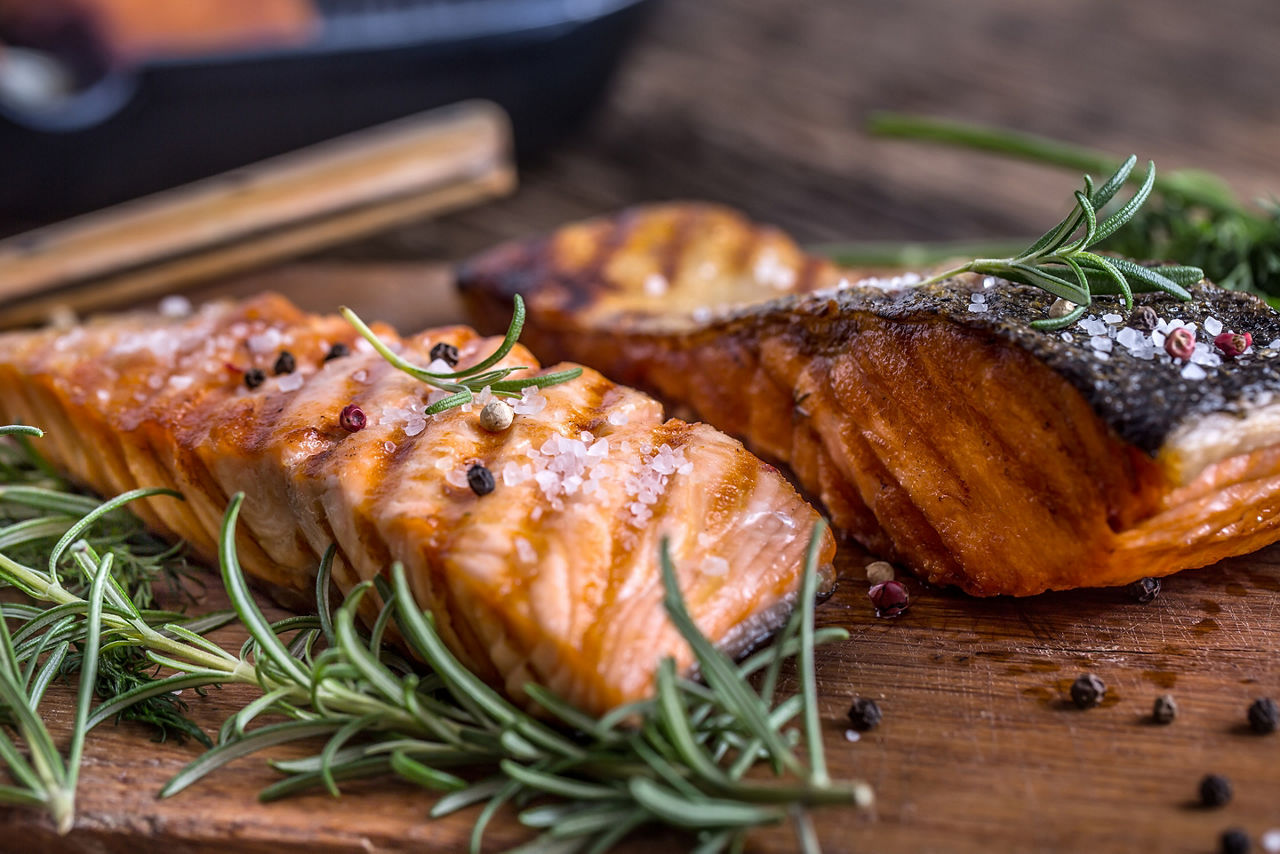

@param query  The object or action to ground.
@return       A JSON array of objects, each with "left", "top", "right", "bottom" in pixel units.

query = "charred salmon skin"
[
  {"left": 458, "top": 203, "right": 1280, "bottom": 596},
  {"left": 0, "top": 292, "right": 834, "bottom": 714}
]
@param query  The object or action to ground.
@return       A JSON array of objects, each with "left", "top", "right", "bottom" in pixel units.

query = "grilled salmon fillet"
[
  {"left": 458, "top": 203, "right": 1280, "bottom": 596},
  {"left": 0, "top": 293, "right": 834, "bottom": 714}
]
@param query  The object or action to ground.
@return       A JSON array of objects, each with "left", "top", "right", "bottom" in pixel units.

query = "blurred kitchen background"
[{"left": 2, "top": 0, "right": 1278, "bottom": 325}]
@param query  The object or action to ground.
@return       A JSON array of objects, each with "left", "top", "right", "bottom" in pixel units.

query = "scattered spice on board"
[
  {"left": 1070, "top": 673, "right": 1106, "bottom": 709},
  {"left": 1222, "top": 829, "right": 1252, "bottom": 854},
  {"left": 1128, "top": 576, "right": 1161, "bottom": 603},
  {"left": 1152, "top": 694, "right": 1178, "bottom": 725},
  {"left": 847, "top": 697, "right": 883, "bottom": 731},
  {"left": 865, "top": 560, "right": 895, "bottom": 585},
  {"left": 1200, "top": 774, "right": 1233, "bottom": 808},
  {"left": 1247, "top": 697, "right": 1278, "bottom": 734},
  {"left": 273, "top": 351, "right": 296, "bottom": 375},
  {"left": 244, "top": 368, "right": 266, "bottom": 390},
  {"left": 324, "top": 342, "right": 350, "bottom": 361},
  {"left": 868, "top": 580, "right": 910, "bottom": 618}
]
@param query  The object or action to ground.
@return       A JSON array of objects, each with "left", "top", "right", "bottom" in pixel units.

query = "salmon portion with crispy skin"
[
  {"left": 0, "top": 292, "right": 833, "bottom": 714},
  {"left": 458, "top": 203, "right": 1280, "bottom": 596}
]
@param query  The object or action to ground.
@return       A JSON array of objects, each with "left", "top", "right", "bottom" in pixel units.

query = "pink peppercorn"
[
  {"left": 1164, "top": 327, "right": 1196, "bottom": 360},
  {"left": 339, "top": 404, "right": 366, "bottom": 433},
  {"left": 868, "top": 580, "right": 910, "bottom": 618},
  {"left": 1214, "top": 331, "right": 1252, "bottom": 358}
]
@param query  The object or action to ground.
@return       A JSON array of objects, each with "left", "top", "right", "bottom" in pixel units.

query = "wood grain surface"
[{"left": 7, "top": 0, "right": 1280, "bottom": 852}]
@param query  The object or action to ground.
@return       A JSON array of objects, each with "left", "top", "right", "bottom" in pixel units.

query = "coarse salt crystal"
[
  {"left": 1181, "top": 363, "right": 1207, "bottom": 380},
  {"left": 1102, "top": 313, "right": 1122, "bottom": 324},
  {"left": 1260, "top": 828, "right": 1280, "bottom": 853},
  {"left": 168, "top": 375, "right": 193, "bottom": 391},
  {"left": 607, "top": 410, "right": 629, "bottom": 426},
  {"left": 445, "top": 467, "right": 469, "bottom": 489},
  {"left": 1060, "top": 332, "right": 1074, "bottom": 343},
  {"left": 514, "top": 537, "right": 537, "bottom": 564},
  {"left": 404, "top": 417, "right": 427, "bottom": 437},
  {"left": 276, "top": 373, "right": 304, "bottom": 393},
  {"left": 247, "top": 328, "right": 282, "bottom": 354},
  {"left": 159, "top": 295, "right": 193, "bottom": 318},
  {"left": 1151, "top": 330, "right": 1166, "bottom": 347},
  {"left": 971, "top": 293, "right": 986, "bottom": 304},
  {"left": 512, "top": 386, "right": 547, "bottom": 416},
  {"left": 1094, "top": 351, "right": 1109, "bottom": 362},
  {"left": 643, "top": 273, "right": 669, "bottom": 296},
  {"left": 1204, "top": 316, "right": 1223, "bottom": 336},
  {"left": 703, "top": 556, "right": 729, "bottom": 577},
  {"left": 844, "top": 730, "right": 861, "bottom": 743},
  {"left": 692, "top": 307, "right": 714, "bottom": 323},
  {"left": 1269, "top": 338, "right": 1280, "bottom": 350},
  {"left": 427, "top": 358, "right": 452, "bottom": 374},
  {"left": 982, "top": 277, "right": 996, "bottom": 288},
  {"left": 1090, "top": 337, "right": 1113, "bottom": 353},
  {"left": 352, "top": 370, "right": 368, "bottom": 383},
  {"left": 1116, "top": 327, "right": 1142, "bottom": 349},
  {"left": 966, "top": 303, "right": 988, "bottom": 313}
]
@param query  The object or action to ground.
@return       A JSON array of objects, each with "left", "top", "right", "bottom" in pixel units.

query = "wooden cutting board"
[{"left": 4, "top": 540, "right": 1279, "bottom": 854}]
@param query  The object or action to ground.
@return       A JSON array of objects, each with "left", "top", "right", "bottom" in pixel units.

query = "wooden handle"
[{"left": 0, "top": 99, "right": 515, "bottom": 328}]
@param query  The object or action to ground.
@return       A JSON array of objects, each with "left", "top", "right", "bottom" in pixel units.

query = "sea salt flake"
[
  {"left": 512, "top": 386, "right": 547, "bottom": 416},
  {"left": 1116, "top": 327, "right": 1142, "bottom": 349},
  {"left": 247, "top": 328, "right": 282, "bottom": 355},
  {"left": 643, "top": 273, "right": 669, "bottom": 296},
  {"left": 607, "top": 410, "right": 629, "bottom": 426},
  {"left": 514, "top": 537, "right": 537, "bottom": 564},
  {"left": 159, "top": 295, "right": 193, "bottom": 318},
  {"left": 971, "top": 293, "right": 986, "bottom": 304},
  {"left": 404, "top": 417, "right": 427, "bottom": 437},
  {"left": 276, "top": 373, "right": 304, "bottom": 393},
  {"left": 1181, "top": 363, "right": 1207, "bottom": 380},
  {"left": 966, "top": 303, "right": 988, "bottom": 313},
  {"left": 445, "top": 467, "right": 469, "bottom": 489},
  {"left": 384, "top": 441, "right": 397, "bottom": 454},
  {"left": 1204, "top": 316, "right": 1223, "bottom": 336},
  {"left": 1102, "top": 313, "right": 1122, "bottom": 324},
  {"left": 1090, "top": 336, "right": 1113, "bottom": 353},
  {"left": 703, "top": 556, "right": 729, "bottom": 577}
]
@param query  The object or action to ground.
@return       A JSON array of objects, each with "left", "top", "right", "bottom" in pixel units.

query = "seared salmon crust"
[{"left": 0, "top": 293, "right": 834, "bottom": 714}]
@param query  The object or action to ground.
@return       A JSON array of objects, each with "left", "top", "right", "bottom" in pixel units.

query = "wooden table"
[{"left": 10, "top": 0, "right": 1280, "bottom": 851}]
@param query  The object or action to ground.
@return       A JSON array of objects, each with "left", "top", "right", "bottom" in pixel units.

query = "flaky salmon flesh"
[
  {"left": 459, "top": 203, "right": 1280, "bottom": 596},
  {"left": 0, "top": 293, "right": 834, "bottom": 715}
]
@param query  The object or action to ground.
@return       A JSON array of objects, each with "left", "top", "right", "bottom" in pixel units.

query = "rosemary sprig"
[
  {"left": 911, "top": 156, "right": 1204, "bottom": 330},
  {"left": 340, "top": 296, "right": 582, "bottom": 415},
  {"left": 0, "top": 426, "right": 867, "bottom": 850},
  {"left": 841, "top": 113, "right": 1280, "bottom": 307}
]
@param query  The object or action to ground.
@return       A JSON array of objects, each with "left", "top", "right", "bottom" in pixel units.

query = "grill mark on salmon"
[
  {"left": 0, "top": 292, "right": 833, "bottom": 714},
  {"left": 458, "top": 202, "right": 1280, "bottom": 596}
]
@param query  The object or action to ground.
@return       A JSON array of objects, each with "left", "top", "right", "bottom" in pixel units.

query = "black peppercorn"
[
  {"left": 1128, "top": 305, "right": 1159, "bottom": 332},
  {"left": 324, "top": 342, "right": 350, "bottom": 362},
  {"left": 244, "top": 368, "right": 266, "bottom": 390},
  {"left": 467, "top": 464, "right": 495, "bottom": 496},
  {"left": 430, "top": 342, "right": 460, "bottom": 368},
  {"left": 1200, "top": 774, "right": 1233, "bottom": 808},
  {"left": 1127, "top": 576, "right": 1161, "bottom": 604},
  {"left": 1070, "top": 673, "right": 1106, "bottom": 709},
  {"left": 846, "top": 697, "right": 882, "bottom": 731},
  {"left": 1152, "top": 694, "right": 1178, "bottom": 724},
  {"left": 1221, "top": 829, "right": 1251, "bottom": 854},
  {"left": 1247, "top": 697, "right": 1278, "bottom": 734},
  {"left": 273, "top": 351, "right": 296, "bottom": 375}
]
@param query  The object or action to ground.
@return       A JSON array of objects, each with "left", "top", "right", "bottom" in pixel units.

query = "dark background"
[{"left": 403, "top": 0, "right": 1280, "bottom": 258}]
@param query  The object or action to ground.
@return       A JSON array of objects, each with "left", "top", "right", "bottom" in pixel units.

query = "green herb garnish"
[
  {"left": 822, "top": 113, "right": 1277, "bottom": 310},
  {"left": 0, "top": 426, "right": 866, "bottom": 851},
  {"left": 906, "top": 156, "right": 1204, "bottom": 330},
  {"left": 341, "top": 296, "right": 582, "bottom": 414}
]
